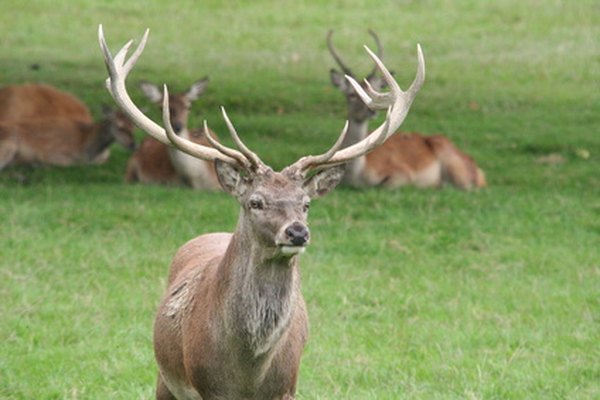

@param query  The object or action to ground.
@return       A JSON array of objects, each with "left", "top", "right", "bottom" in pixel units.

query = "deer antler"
[
  {"left": 98, "top": 25, "right": 264, "bottom": 172},
  {"left": 327, "top": 29, "right": 384, "bottom": 79},
  {"left": 284, "top": 44, "right": 425, "bottom": 176},
  {"left": 365, "top": 29, "right": 384, "bottom": 81},
  {"left": 326, "top": 30, "right": 354, "bottom": 77}
]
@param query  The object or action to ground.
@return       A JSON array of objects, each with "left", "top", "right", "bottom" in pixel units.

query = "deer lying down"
[
  {"left": 0, "top": 106, "right": 135, "bottom": 169},
  {"left": 125, "top": 78, "right": 220, "bottom": 189},
  {"left": 0, "top": 83, "right": 93, "bottom": 124},
  {"left": 100, "top": 25, "right": 425, "bottom": 399},
  {"left": 328, "top": 30, "right": 486, "bottom": 190}
]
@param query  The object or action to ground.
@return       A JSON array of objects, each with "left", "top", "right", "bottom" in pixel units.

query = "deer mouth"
[{"left": 278, "top": 244, "right": 307, "bottom": 255}]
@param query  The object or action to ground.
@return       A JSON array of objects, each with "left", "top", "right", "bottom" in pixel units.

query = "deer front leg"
[{"left": 155, "top": 374, "right": 177, "bottom": 400}]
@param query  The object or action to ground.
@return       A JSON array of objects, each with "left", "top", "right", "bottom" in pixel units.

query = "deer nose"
[
  {"left": 285, "top": 222, "right": 310, "bottom": 246},
  {"left": 171, "top": 121, "right": 183, "bottom": 133}
]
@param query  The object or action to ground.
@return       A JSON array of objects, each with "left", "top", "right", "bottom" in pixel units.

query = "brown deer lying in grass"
[
  {"left": 0, "top": 105, "right": 135, "bottom": 169},
  {"left": 0, "top": 83, "right": 93, "bottom": 124},
  {"left": 328, "top": 30, "right": 486, "bottom": 190},
  {"left": 0, "top": 82, "right": 135, "bottom": 169},
  {"left": 100, "top": 25, "right": 424, "bottom": 399},
  {"left": 125, "top": 78, "right": 220, "bottom": 189}
]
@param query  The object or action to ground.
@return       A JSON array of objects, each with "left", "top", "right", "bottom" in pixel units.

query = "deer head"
[
  {"left": 99, "top": 105, "right": 136, "bottom": 151},
  {"left": 140, "top": 78, "right": 209, "bottom": 134}
]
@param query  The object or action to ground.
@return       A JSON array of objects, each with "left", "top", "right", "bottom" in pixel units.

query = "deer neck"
[
  {"left": 340, "top": 116, "right": 370, "bottom": 186},
  {"left": 218, "top": 214, "right": 301, "bottom": 361},
  {"left": 82, "top": 119, "right": 115, "bottom": 162}
]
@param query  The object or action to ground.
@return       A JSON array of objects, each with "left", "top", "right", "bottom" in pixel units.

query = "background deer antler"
[{"left": 327, "top": 29, "right": 384, "bottom": 79}]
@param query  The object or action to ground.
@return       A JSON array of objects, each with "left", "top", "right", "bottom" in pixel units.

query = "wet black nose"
[
  {"left": 285, "top": 222, "right": 310, "bottom": 246},
  {"left": 171, "top": 122, "right": 183, "bottom": 133}
]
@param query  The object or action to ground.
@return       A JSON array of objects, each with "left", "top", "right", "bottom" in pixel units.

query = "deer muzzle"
[
  {"left": 277, "top": 222, "right": 310, "bottom": 255},
  {"left": 286, "top": 222, "right": 310, "bottom": 246}
]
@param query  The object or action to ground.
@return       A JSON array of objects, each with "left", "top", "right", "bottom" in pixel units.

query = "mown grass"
[{"left": 1, "top": 1, "right": 599, "bottom": 399}]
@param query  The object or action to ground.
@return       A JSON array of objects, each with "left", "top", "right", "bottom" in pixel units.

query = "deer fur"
[
  {"left": 125, "top": 78, "right": 220, "bottom": 189},
  {"left": 0, "top": 106, "right": 135, "bottom": 169},
  {"left": 0, "top": 83, "right": 93, "bottom": 124}
]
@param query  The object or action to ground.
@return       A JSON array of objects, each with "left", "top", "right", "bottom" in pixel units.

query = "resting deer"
[
  {"left": 125, "top": 78, "right": 220, "bottom": 189},
  {"left": 100, "top": 25, "right": 424, "bottom": 400},
  {"left": 0, "top": 105, "right": 135, "bottom": 169},
  {"left": 328, "top": 30, "right": 485, "bottom": 190},
  {"left": 0, "top": 83, "right": 93, "bottom": 124}
]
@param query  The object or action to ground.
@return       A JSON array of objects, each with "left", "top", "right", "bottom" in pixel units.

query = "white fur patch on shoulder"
[
  {"left": 164, "top": 281, "right": 192, "bottom": 318},
  {"left": 163, "top": 268, "right": 204, "bottom": 323}
]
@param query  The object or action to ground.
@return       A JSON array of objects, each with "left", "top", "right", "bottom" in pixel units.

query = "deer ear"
[
  {"left": 330, "top": 69, "right": 349, "bottom": 92},
  {"left": 101, "top": 104, "right": 116, "bottom": 118},
  {"left": 215, "top": 159, "right": 250, "bottom": 198},
  {"left": 186, "top": 77, "right": 209, "bottom": 102},
  {"left": 303, "top": 165, "right": 345, "bottom": 198},
  {"left": 139, "top": 81, "right": 163, "bottom": 103}
]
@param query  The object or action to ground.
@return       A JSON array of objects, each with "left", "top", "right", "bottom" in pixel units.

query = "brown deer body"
[
  {"left": 100, "top": 26, "right": 425, "bottom": 399},
  {"left": 328, "top": 30, "right": 485, "bottom": 190},
  {"left": 125, "top": 79, "right": 220, "bottom": 189},
  {"left": 0, "top": 83, "right": 93, "bottom": 124},
  {"left": 0, "top": 106, "right": 135, "bottom": 169},
  {"left": 125, "top": 136, "right": 179, "bottom": 184}
]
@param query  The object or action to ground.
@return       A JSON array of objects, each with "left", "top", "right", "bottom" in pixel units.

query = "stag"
[
  {"left": 99, "top": 25, "right": 424, "bottom": 400},
  {"left": 328, "top": 30, "right": 485, "bottom": 190}
]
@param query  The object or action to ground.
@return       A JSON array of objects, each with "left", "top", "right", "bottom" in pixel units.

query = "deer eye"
[
  {"left": 303, "top": 201, "right": 310, "bottom": 212},
  {"left": 249, "top": 199, "right": 264, "bottom": 210}
]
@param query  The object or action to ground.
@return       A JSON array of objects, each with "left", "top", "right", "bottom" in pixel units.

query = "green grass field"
[{"left": 1, "top": 1, "right": 599, "bottom": 399}]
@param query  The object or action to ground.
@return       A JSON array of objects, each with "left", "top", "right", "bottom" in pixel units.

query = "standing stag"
[
  {"left": 328, "top": 30, "right": 485, "bottom": 190},
  {"left": 99, "top": 25, "right": 424, "bottom": 400},
  {"left": 125, "top": 78, "right": 220, "bottom": 189}
]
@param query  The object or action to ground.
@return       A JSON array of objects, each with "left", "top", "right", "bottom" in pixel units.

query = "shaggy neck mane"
[{"left": 219, "top": 221, "right": 300, "bottom": 359}]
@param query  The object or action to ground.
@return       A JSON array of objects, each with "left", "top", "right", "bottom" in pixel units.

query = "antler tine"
[
  {"left": 201, "top": 120, "right": 251, "bottom": 169},
  {"left": 326, "top": 29, "right": 354, "bottom": 76},
  {"left": 98, "top": 25, "right": 245, "bottom": 167},
  {"left": 410, "top": 44, "right": 426, "bottom": 95},
  {"left": 366, "top": 29, "right": 383, "bottom": 80},
  {"left": 220, "top": 107, "right": 266, "bottom": 172},
  {"left": 287, "top": 43, "right": 425, "bottom": 175},
  {"left": 283, "top": 121, "right": 349, "bottom": 175},
  {"left": 347, "top": 45, "right": 399, "bottom": 109}
]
